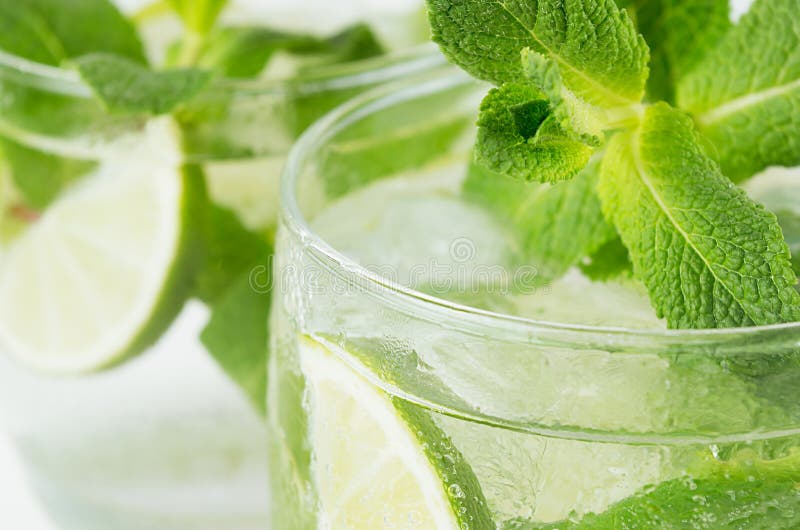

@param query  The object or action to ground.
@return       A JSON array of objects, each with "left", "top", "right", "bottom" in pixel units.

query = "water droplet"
[{"left": 448, "top": 483, "right": 465, "bottom": 498}]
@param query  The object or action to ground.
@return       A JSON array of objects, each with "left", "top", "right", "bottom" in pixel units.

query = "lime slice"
[
  {"left": 297, "top": 336, "right": 493, "bottom": 530},
  {"left": 0, "top": 140, "right": 202, "bottom": 373}
]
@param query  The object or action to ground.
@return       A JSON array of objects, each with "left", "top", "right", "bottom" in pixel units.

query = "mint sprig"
[
  {"left": 677, "top": 0, "right": 800, "bottom": 182},
  {"left": 429, "top": 0, "right": 800, "bottom": 329},
  {"left": 431, "top": 0, "right": 648, "bottom": 162}
]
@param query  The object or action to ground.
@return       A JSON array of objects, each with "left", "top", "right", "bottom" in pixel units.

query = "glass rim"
[
  {"left": 0, "top": 43, "right": 445, "bottom": 99},
  {"left": 280, "top": 69, "right": 800, "bottom": 349}
]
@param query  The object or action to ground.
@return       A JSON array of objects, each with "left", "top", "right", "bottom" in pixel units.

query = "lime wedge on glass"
[
  {"left": 0, "top": 124, "right": 202, "bottom": 373},
  {"left": 297, "top": 336, "right": 493, "bottom": 530}
]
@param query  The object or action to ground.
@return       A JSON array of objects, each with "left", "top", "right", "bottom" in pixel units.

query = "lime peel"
[{"left": 298, "top": 335, "right": 493, "bottom": 529}]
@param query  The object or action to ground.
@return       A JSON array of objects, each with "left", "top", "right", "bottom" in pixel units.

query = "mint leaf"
[
  {"left": 75, "top": 53, "right": 212, "bottom": 115},
  {"left": 508, "top": 448, "right": 800, "bottom": 529},
  {"left": 194, "top": 203, "right": 271, "bottom": 303},
  {"left": 464, "top": 158, "right": 615, "bottom": 279},
  {"left": 0, "top": 139, "right": 94, "bottom": 210},
  {"left": 677, "top": 0, "right": 800, "bottom": 181},
  {"left": 319, "top": 84, "right": 471, "bottom": 198},
  {"left": 428, "top": 0, "right": 649, "bottom": 106},
  {"left": 521, "top": 50, "right": 620, "bottom": 146},
  {"left": 200, "top": 267, "right": 271, "bottom": 415},
  {"left": 0, "top": 0, "right": 145, "bottom": 65},
  {"left": 475, "top": 82, "right": 594, "bottom": 182},
  {"left": 618, "top": 0, "right": 730, "bottom": 103},
  {"left": 599, "top": 103, "right": 800, "bottom": 329},
  {"left": 196, "top": 199, "right": 272, "bottom": 414},
  {"left": 167, "top": 0, "right": 229, "bottom": 35},
  {"left": 507, "top": 476, "right": 800, "bottom": 529},
  {"left": 579, "top": 236, "right": 632, "bottom": 281}
]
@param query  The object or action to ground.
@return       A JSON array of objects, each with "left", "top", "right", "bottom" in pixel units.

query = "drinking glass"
[
  {"left": 0, "top": 4, "right": 441, "bottom": 528},
  {"left": 270, "top": 70, "right": 800, "bottom": 529}
]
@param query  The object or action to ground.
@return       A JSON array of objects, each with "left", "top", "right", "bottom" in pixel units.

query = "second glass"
[{"left": 0, "top": 5, "right": 442, "bottom": 528}]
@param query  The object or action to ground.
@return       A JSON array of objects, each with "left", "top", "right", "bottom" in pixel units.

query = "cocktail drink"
[
  {"left": 271, "top": 73, "right": 800, "bottom": 530},
  {"left": 269, "top": 0, "right": 800, "bottom": 526},
  {"left": 0, "top": 1, "right": 437, "bottom": 528}
]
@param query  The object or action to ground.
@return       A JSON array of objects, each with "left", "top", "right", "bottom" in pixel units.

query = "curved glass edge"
[
  {"left": 0, "top": 43, "right": 445, "bottom": 99},
  {"left": 0, "top": 44, "right": 447, "bottom": 162},
  {"left": 279, "top": 69, "right": 800, "bottom": 352},
  {"left": 0, "top": 51, "right": 90, "bottom": 97},
  {"left": 312, "top": 334, "right": 800, "bottom": 446}
]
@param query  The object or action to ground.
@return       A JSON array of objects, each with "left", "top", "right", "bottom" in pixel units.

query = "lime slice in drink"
[
  {"left": 0, "top": 129, "right": 202, "bottom": 373},
  {"left": 298, "top": 335, "right": 493, "bottom": 530}
]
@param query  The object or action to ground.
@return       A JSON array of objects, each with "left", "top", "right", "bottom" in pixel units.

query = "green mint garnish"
[
  {"left": 194, "top": 202, "right": 272, "bottom": 304},
  {"left": 475, "top": 82, "right": 593, "bottom": 182},
  {"left": 464, "top": 159, "right": 615, "bottom": 280},
  {"left": 677, "top": 0, "right": 800, "bottom": 182},
  {"left": 579, "top": 237, "right": 632, "bottom": 282},
  {"left": 432, "top": 0, "right": 800, "bottom": 329},
  {"left": 506, "top": 447, "right": 800, "bottom": 529},
  {"left": 599, "top": 103, "right": 800, "bottom": 328},
  {"left": 505, "top": 477, "right": 800, "bottom": 529},
  {"left": 431, "top": 0, "right": 648, "bottom": 155},
  {"left": 618, "top": 0, "right": 731, "bottom": 103},
  {"left": 0, "top": 0, "right": 145, "bottom": 65},
  {"left": 200, "top": 265, "right": 271, "bottom": 415},
  {"left": 320, "top": 101, "right": 470, "bottom": 198},
  {"left": 194, "top": 198, "right": 273, "bottom": 414},
  {"left": 428, "top": 0, "right": 648, "bottom": 101}
]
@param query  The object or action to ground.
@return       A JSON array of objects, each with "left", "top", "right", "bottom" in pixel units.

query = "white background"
[{"left": 0, "top": 0, "right": 755, "bottom": 528}]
